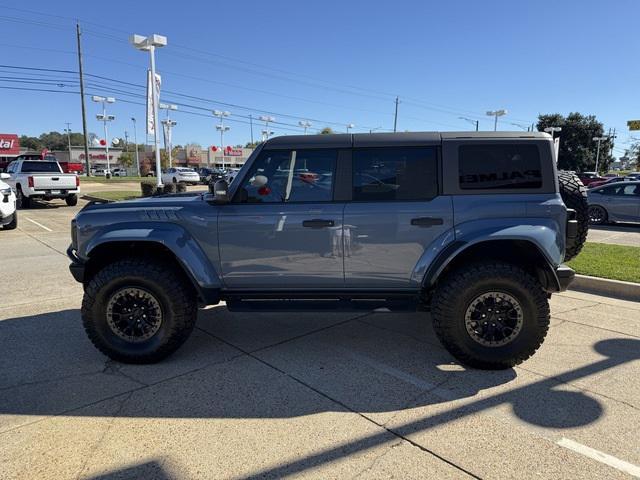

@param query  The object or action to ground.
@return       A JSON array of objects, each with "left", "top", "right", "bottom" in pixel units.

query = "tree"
[
  {"left": 159, "top": 150, "right": 169, "bottom": 169},
  {"left": 320, "top": 127, "right": 334, "bottom": 135},
  {"left": 245, "top": 141, "right": 260, "bottom": 148},
  {"left": 537, "top": 113, "right": 612, "bottom": 173},
  {"left": 119, "top": 151, "right": 134, "bottom": 168},
  {"left": 19, "top": 135, "right": 42, "bottom": 151}
]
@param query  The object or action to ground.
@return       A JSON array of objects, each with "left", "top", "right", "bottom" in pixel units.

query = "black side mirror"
[{"left": 210, "top": 179, "right": 230, "bottom": 203}]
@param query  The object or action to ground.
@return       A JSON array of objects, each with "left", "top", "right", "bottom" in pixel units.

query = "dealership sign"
[
  {"left": 0, "top": 134, "right": 20, "bottom": 155},
  {"left": 224, "top": 147, "right": 243, "bottom": 156}
]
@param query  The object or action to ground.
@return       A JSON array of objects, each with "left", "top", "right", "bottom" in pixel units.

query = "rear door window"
[
  {"left": 352, "top": 147, "right": 438, "bottom": 201},
  {"left": 459, "top": 144, "right": 542, "bottom": 190},
  {"left": 20, "top": 161, "right": 61, "bottom": 173}
]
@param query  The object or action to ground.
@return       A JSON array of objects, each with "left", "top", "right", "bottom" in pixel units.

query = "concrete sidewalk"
[{"left": 587, "top": 224, "right": 640, "bottom": 247}]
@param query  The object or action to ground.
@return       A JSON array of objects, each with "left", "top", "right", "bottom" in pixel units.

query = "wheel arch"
[
  {"left": 423, "top": 239, "right": 561, "bottom": 293},
  {"left": 83, "top": 238, "right": 221, "bottom": 306}
]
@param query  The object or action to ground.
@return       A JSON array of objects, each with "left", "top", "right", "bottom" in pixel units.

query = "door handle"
[
  {"left": 302, "top": 219, "right": 335, "bottom": 228},
  {"left": 411, "top": 217, "right": 444, "bottom": 227}
]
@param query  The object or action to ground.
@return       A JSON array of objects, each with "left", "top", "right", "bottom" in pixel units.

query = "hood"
[{"left": 80, "top": 192, "right": 206, "bottom": 212}]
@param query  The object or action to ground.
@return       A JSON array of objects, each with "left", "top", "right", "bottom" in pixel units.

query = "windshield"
[{"left": 21, "top": 161, "right": 62, "bottom": 173}]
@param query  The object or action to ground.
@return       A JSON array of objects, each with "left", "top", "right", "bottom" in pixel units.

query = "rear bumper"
[
  {"left": 555, "top": 264, "right": 575, "bottom": 292},
  {"left": 28, "top": 189, "right": 79, "bottom": 199},
  {"left": 67, "top": 245, "right": 85, "bottom": 283}
]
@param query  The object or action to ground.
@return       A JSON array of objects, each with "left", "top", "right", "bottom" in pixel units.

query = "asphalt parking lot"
[{"left": 1, "top": 198, "right": 639, "bottom": 479}]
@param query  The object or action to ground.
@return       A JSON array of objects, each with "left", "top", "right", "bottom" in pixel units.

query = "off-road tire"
[
  {"left": 16, "top": 187, "right": 30, "bottom": 209},
  {"left": 432, "top": 262, "right": 550, "bottom": 370},
  {"left": 65, "top": 194, "right": 78, "bottom": 206},
  {"left": 3, "top": 211, "right": 17, "bottom": 230},
  {"left": 81, "top": 258, "right": 197, "bottom": 364},
  {"left": 558, "top": 171, "right": 589, "bottom": 261}
]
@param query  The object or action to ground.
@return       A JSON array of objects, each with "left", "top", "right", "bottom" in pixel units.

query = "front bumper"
[
  {"left": 67, "top": 246, "right": 85, "bottom": 283},
  {"left": 555, "top": 264, "right": 575, "bottom": 292}
]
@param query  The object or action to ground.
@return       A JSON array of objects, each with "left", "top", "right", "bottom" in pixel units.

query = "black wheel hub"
[
  {"left": 589, "top": 206, "right": 605, "bottom": 223},
  {"left": 106, "top": 287, "right": 163, "bottom": 342},
  {"left": 464, "top": 292, "right": 523, "bottom": 347}
]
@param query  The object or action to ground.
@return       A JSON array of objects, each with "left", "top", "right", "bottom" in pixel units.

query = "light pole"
[
  {"left": 459, "top": 117, "right": 479, "bottom": 131},
  {"left": 131, "top": 33, "right": 167, "bottom": 187},
  {"left": 131, "top": 117, "right": 140, "bottom": 175},
  {"left": 298, "top": 120, "right": 312, "bottom": 134},
  {"left": 593, "top": 136, "right": 609, "bottom": 174},
  {"left": 92, "top": 95, "right": 116, "bottom": 176},
  {"left": 259, "top": 115, "right": 275, "bottom": 140},
  {"left": 369, "top": 126, "right": 383, "bottom": 134},
  {"left": 486, "top": 109, "right": 507, "bottom": 131},
  {"left": 64, "top": 122, "right": 72, "bottom": 160},
  {"left": 161, "top": 103, "right": 178, "bottom": 168},
  {"left": 346, "top": 123, "right": 355, "bottom": 134},
  {"left": 213, "top": 110, "right": 230, "bottom": 169}
]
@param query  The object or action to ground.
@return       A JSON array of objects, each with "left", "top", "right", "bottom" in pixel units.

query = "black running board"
[{"left": 222, "top": 291, "right": 423, "bottom": 313}]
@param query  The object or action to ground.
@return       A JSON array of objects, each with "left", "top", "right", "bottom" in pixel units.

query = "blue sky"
[{"left": 0, "top": 0, "right": 637, "bottom": 157}]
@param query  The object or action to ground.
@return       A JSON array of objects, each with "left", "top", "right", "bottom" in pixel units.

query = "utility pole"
[
  {"left": 64, "top": 122, "right": 72, "bottom": 159},
  {"left": 393, "top": 96, "right": 399, "bottom": 132},
  {"left": 593, "top": 136, "right": 609, "bottom": 174},
  {"left": 131, "top": 117, "right": 140, "bottom": 175},
  {"left": 123, "top": 130, "right": 129, "bottom": 152},
  {"left": 76, "top": 22, "right": 90, "bottom": 176},
  {"left": 249, "top": 114, "right": 254, "bottom": 144}
]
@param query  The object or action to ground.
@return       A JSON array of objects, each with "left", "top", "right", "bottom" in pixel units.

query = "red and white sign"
[
  {"left": 224, "top": 147, "right": 243, "bottom": 156},
  {"left": 0, "top": 134, "right": 20, "bottom": 155}
]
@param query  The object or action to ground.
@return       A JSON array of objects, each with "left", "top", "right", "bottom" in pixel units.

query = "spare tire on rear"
[{"left": 558, "top": 171, "right": 589, "bottom": 261}]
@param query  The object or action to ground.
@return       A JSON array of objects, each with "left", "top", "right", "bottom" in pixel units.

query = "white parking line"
[
  {"left": 557, "top": 438, "right": 640, "bottom": 478},
  {"left": 24, "top": 217, "right": 53, "bottom": 232},
  {"left": 346, "top": 348, "right": 640, "bottom": 477}
]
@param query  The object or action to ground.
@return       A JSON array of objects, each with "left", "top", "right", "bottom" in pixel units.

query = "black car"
[{"left": 198, "top": 167, "right": 225, "bottom": 184}]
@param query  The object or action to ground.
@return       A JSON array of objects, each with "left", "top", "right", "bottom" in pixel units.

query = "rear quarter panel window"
[{"left": 459, "top": 144, "right": 542, "bottom": 190}]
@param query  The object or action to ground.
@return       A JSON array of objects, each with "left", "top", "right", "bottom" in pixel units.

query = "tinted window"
[
  {"left": 238, "top": 149, "right": 336, "bottom": 203},
  {"left": 21, "top": 161, "right": 61, "bottom": 173},
  {"left": 352, "top": 147, "right": 438, "bottom": 201},
  {"left": 459, "top": 144, "right": 542, "bottom": 190}
]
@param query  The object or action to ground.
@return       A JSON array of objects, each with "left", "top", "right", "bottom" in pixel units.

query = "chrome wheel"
[
  {"left": 465, "top": 292, "right": 524, "bottom": 347},
  {"left": 106, "top": 287, "right": 163, "bottom": 342}
]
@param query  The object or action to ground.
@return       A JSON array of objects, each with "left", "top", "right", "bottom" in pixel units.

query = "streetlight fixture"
[
  {"left": 459, "top": 117, "right": 479, "bottom": 131},
  {"left": 544, "top": 126, "right": 562, "bottom": 137},
  {"left": 131, "top": 117, "right": 140, "bottom": 175},
  {"left": 130, "top": 33, "right": 167, "bottom": 187},
  {"left": 593, "top": 136, "right": 609, "bottom": 174},
  {"left": 259, "top": 115, "right": 275, "bottom": 140},
  {"left": 298, "top": 120, "right": 312, "bottom": 134},
  {"left": 160, "top": 104, "right": 178, "bottom": 168},
  {"left": 346, "top": 123, "right": 355, "bottom": 133},
  {"left": 261, "top": 129, "right": 274, "bottom": 141},
  {"left": 486, "top": 109, "right": 507, "bottom": 131},
  {"left": 92, "top": 95, "right": 116, "bottom": 176}
]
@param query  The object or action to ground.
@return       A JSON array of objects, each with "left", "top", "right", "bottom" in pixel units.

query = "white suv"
[{"left": 0, "top": 172, "right": 17, "bottom": 230}]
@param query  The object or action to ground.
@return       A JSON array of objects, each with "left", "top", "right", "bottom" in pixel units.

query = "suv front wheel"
[
  {"left": 431, "top": 261, "right": 550, "bottom": 370},
  {"left": 81, "top": 258, "right": 197, "bottom": 363}
]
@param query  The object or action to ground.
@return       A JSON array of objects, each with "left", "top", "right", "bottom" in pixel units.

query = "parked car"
[
  {"left": 626, "top": 172, "right": 640, "bottom": 181},
  {"left": 91, "top": 168, "right": 107, "bottom": 177},
  {"left": 577, "top": 172, "right": 605, "bottom": 186},
  {"left": 0, "top": 172, "right": 17, "bottom": 230},
  {"left": 68, "top": 132, "right": 588, "bottom": 370},
  {"left": 161, "top": 167, "right": 200, "bottom": 185},
  {"left": 4, "top": 159, "right": 80, "bottom": 208},
  {"left": 587, "top": 181, "right": 640, "bottom": 224},
  {"left": 198, "top": 167, "right": 225, "bottom": 185},
  {"left": 111, "top": 168, "right": 128, "bottom": 177},
  {"left": 588, "top": 176, "right": 629, "bottom": 189}
]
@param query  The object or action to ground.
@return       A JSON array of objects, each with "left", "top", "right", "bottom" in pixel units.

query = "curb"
[
  {"left": 569, "top": 274, "right": 640, "bottom": 302},
  {"left": 80, "top": 194, "right": 112, "bottom": 203}
]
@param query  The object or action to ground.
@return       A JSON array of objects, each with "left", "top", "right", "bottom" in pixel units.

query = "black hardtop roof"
[{"left": 262, "top": 131, "right": 550, "bottom": 149}]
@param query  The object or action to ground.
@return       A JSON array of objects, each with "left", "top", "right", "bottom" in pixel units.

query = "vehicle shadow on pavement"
[{"left": 1, "top": 308, "right": 636, "bottom": 451}]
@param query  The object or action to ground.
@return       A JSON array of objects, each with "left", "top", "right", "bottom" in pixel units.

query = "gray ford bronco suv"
[{"left": 68, "top": 132, "right": 589, "bottom": 369}]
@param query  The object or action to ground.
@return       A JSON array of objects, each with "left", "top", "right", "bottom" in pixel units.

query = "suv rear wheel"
[
  {"left": 81, "top": 258, "right": 197, "bottom": 363},
  {"left": 431, "top": 261, "right": 550, "bottom": 370}
]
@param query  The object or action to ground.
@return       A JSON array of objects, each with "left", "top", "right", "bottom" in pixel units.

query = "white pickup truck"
[{"left": 4, "top": 159, "right": 80, "bottom": 208}]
